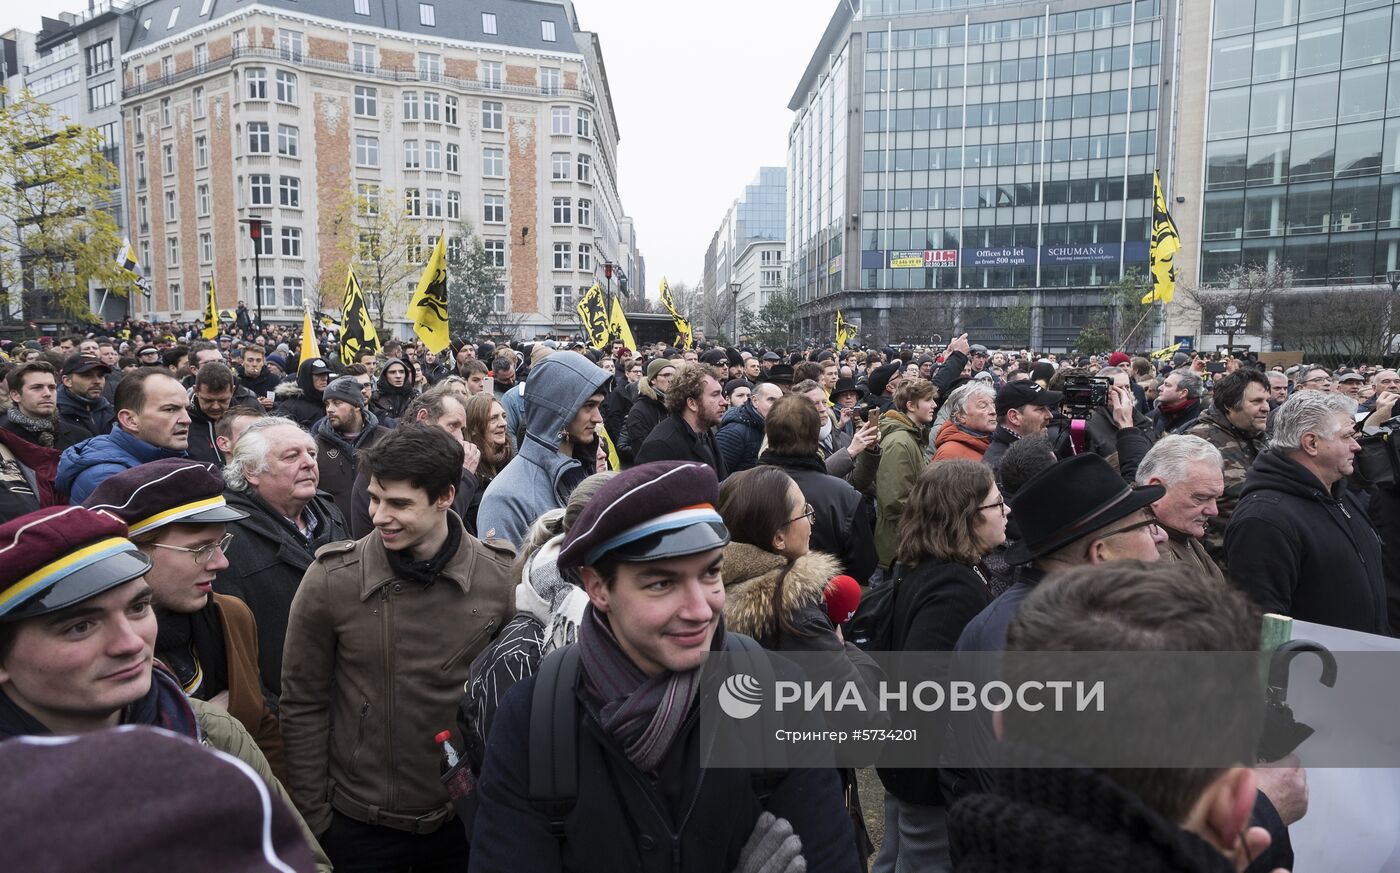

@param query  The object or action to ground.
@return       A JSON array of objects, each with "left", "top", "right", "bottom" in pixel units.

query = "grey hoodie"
[{"left": 476, "top": 352, "right": 611, "bottom": 547}]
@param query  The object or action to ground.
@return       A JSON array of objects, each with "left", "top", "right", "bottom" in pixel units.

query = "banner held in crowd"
[
  {"left": 115, "top": 237, "right": 152, "bottom": 300},
  {"left": 339, "top": 266, "right": 381, "bottom": 365},
  {"left": 608, "top": 296, "right": 638, "bottom": 353},
  {"left": 659, "top": 278, "right": 694, "bottom": 350},
  {"left": 1141, "top": 171, "right": 1181, "bottom": 305},
  {"left": 201, "top": 279, "right": 219, "bottom": 340},
  {"left": 297, "top": 304, "right": 317, "bottom": 369},
  {"left": 835, "top": 310, "right": 857, "bottom": 352},
  {"left": 409, "top": 233, "right": 450, "bottom": 354},
  {"left": 576, "top": 282, "right": 609, "bottom": 349}
]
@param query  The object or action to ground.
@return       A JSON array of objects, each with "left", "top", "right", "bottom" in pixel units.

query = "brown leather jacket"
[
  {"left": 278, "top": 515, "right": 515, "bottom": 835},
  {"left": 213, "top": 593, "right": 287, "bottom": 781}
]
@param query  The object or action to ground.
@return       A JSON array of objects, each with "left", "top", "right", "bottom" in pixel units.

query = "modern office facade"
[
  {"left": 117, "top": 0, "right": 632, "bottom": 336},
  {"left": 700, "top": 166, "right": 786, "bottom": 338},
  {"left": 789, "top": 0, "right": 1171, "bottom": 350}
]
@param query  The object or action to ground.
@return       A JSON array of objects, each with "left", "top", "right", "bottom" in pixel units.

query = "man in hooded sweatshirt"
[
  {"left": 477, "top": 352, "right": 611, "bottom": 547},
  {"left": 274, "top": 358, "right": 333, "bottom": 429},
  {"left": 370, "top": 358, "right": 417, "bottom": 423}
]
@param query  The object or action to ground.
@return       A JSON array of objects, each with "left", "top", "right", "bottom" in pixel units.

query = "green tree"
[
  {"left": 1075, "top": 319, "right": 1112, "bottom": 355},
  {"left": 993, "top": 292, "right": 1034, "bottom": 348},
  {"left": 740, "top": 289, "right": 800, "bottom": 348},
  {"left": 0, "top": 92, "right": 127, "bottom": 320},
  {"left": 327, "top": 186, "right": 418, "bottom": 334},
  {"left": 445, "top": 221, "right": 502, "bottom": 342}
]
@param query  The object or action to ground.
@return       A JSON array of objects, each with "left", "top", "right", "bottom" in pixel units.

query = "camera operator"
[{"left": 1083, "top": 367, "right": 1154, "bottom": 459}]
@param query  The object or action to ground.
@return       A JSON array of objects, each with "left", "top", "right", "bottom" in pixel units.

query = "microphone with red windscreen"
[{"left": 824, "top": 575, "right": 862, "bottom": 627}]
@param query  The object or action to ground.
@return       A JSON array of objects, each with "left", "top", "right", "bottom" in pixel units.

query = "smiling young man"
[
  {"left": 469, "top": 460, "right": 858, "bottom": 873},
  {"left": 280, "top": 423, "right": 514, "bottom": 871}
]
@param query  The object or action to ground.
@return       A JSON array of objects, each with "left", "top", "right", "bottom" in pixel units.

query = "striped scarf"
[{"left": 576, "top": 603, "right": 715, "bottom": 773}]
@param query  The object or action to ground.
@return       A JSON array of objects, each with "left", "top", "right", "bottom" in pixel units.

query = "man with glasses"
[
  {"left": 83, "top": 458, "right": 288, "bottom": 775},
  {"left": 1135, "top": 435, "right": 1226, "bottom": 583},
  {"left": 1294, "top": 365, "right": 1334, "bottom": 393}
]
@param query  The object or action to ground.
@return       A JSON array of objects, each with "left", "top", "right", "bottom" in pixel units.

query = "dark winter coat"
[
  {"left": 185, "top": 387, "right": 263, "bottom": 466},
  {"left": 980, "top": 426, "right": 1018, "bottom": 478},
  {"left": 238, "top": 366, "right": 282, "bottom": 401},
  {"left": 311, "top": 414, "right": 390, "bottom": 523},
  {"left": 602, "top": 379, "right": 638, "bottom": 448},
  {"left": 636, "top": 413, "right": 729, "bottom": 480},
  {"left": 1149, "top": 397, "right": 1202, "bottom": 439},
  {"left": 370, "top": 358, "right": 417, "bottom": 422},
  {"left": 617, "top": 381, "right": 665, "bottom": 466},
  {"left": 212, "top": 487, "right": 349, "bottom": 701},
  {"left": 1226, "top": 449, "right": 1389, "bottom": 636},
  {"left": 0, "top": 414, "right": 87, "bottom": 452},
  {"left": 57, "top": 426, "right": 188, "bottom": 503},
  {"left": 715, "top": 400, "right": 766, "bottom": 475},
  {"left": 757, "top": 451, "right": 877, "bottom": 585},
  {"left": 273, "top": 359, "right": 330, "bottom": 429},
  {"left": 56, "top": 385, "right": 115, "bottom": 441}
]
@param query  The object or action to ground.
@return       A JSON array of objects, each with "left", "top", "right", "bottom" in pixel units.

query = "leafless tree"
[{"left": 1177, "top": 263, "right": 1294, "bottom": 355}]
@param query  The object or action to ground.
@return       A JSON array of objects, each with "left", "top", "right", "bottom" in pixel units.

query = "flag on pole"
[
  {"left": 115, "top": 237, "right": 152, "bottom": 299},
  {"left": 608, "top": 297, "right": 637, "bottom": 353},
  {"left": 298, "top": 304, "right": 317, "bottom": 370},
  {"left": 409, "top": 233, "right": 450, "bottom": 353},
  {"left": 658, "top": 278, "right": 693, "bottom": 350},
  {"left": 201, "top": 279, "right": 219, "bottom": 339},
  {"left": 339, "top": 266, "right": 381, "bottom": 365},
  {"left": 576, "top": 283, "right": 609, "bottom": 348},
  {"left": 835, "top": 310, "right": 858, "bottom": 352},
  {"left": 598, "top": 423, "right": 621, "bottom": 471},
  {"left": 1142, "top": 171, "right": 1181, "bottom": 305},
  {"left": 1150, "top": 341, "right": 1184, "bottom": 361}
]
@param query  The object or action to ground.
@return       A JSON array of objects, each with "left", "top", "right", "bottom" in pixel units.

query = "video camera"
[{"left": 1060, "top": 375, "right": 1112, "bottom": 419}]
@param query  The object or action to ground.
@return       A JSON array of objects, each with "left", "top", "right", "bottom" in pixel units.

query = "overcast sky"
[{"left": 15, "top": 0, "right": 838, "bottom": 301}]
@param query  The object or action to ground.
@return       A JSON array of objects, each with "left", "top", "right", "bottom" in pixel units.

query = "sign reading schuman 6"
[{"left": 889, "top": 249, "right": 958, "bottom": 268}]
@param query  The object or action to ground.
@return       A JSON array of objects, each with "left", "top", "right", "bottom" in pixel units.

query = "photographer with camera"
[{"left": 1082, "top": 367, "right": 1154, "bottom": 460}]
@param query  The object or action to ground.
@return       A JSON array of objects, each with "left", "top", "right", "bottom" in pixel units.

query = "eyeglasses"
[
  {"left": 978, "top": 499, "right": 1008, "bottom": 513},
  {"left": 148, "top": 532, "right": 234, "bottom": 565},
  {"left": 1299, "top": 375, "right": 1333, "bottom": 386},
  {"left": 784, "top": 503, "right": 816, "bottom": 527},
  {"left": 1098, "top": 514, "right": 1163, "bottom": 541}
]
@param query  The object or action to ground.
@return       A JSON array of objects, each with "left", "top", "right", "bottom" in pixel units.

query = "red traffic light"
[
  {"left": 248, "top": 219, "right": 263, "bottom": 240},
  {"left": 604, "top": 263, "right": 613, "bottom": 279}
]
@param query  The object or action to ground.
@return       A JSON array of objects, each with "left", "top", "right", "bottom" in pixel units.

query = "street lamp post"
[
  {"left": 1387, "top": 269, "right": 1400, "bottom": 295},
  {"left": 729, "top": 282, "right": 741, "bottom": 345},
  {"left": 239, "top": 217, "right": 267, "bottom": 326}
]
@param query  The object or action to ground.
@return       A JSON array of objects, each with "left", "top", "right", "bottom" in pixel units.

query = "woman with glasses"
[
  {"left": 872, "top": 459, "right": 1008, "bottom": 873},
  {"left": 717, "top": 464, "right": 885, "bottom": 872}
]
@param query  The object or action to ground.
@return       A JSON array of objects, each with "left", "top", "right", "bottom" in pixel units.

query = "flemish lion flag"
[
  {"left": 297, "top": 305, "right": 317, "bottom": 370},
  {"left": 659, "top": 278, "right": 693, "bottom": 350},
  {"left": 608, "top": 297, "right": 637, "bottom": 353},
  {"left": 576, "top": 283, "right": 609, "bottom": 349},
  {"left": 115, "top": 237, "right": 152, "bottom": 298},
  {"left": 1142, "top": 171, "right": 1181, "bottom": 305},
  {"left": 409, "top": 233, "right": 450, "bottom": 353},
  {"left": 835, "top": 309, "right": 857, "bottom": 352},
  {"left": 339, "top": 266, "right": 381, "bottom": 365},
  {"left": 201, "top": 279, "right": 219, "bottom": 339}
]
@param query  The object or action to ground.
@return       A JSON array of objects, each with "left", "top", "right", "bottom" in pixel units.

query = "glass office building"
[
  {"left": 1200, "top": 0, "right": 1400, "bottom": 286},
  {"left": 788, "top": 0, "right": 1171, "bottom": 348}
]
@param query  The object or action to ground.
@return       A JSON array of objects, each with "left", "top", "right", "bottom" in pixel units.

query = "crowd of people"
[{"left": 0, "top": 308, "right": 1393, "bottom": 872}]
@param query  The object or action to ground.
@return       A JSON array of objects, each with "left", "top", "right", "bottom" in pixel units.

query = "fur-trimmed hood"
[
  {"left": 721, "top": 541, "right": 841, "bottom": 639},
  {"left": 273, "top": 380, "right": 303, "bottom": 400}
]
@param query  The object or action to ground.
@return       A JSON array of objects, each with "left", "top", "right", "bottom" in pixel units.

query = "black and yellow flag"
[
  {"left": 201, "top": 279, "right": 219, "bottom": 339},
  {"left": 608, "top": 297, "right": 638, "bottom": 352},
  {"left": 339, "top": 266, "right": 381, "bottom": 365},
  {"left": 1142, "top": 171, "right": 1181, "bottom": 305},
  {"left": 835, "top": 309, "right": 857, "bottom": 352},
  {"left": 576, "top": 282, "right": 609, "bottom": 348},
  {"left": 409, "top": 233, "right": 450, "bottom": 353},
  {"left": 659, "top": 277, "right": 693, "bottom": 350},
  {"left": 115, "top": 238, "right": 153, "bottom": 300}
]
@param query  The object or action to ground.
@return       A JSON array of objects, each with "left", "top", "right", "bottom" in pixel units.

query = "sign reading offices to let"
[
  {"left": 890, "top": 249, "right": 958, "bottom": 268},
  {"left": 965, "top": 246, "right": 1034, "bottom": 267}
]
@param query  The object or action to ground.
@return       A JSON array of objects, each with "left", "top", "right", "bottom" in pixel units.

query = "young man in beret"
[
  {"left": 0, "top": 505, "right": 330, "bottom": 871},
  {"left": 469, "top": 460, "right": 859, "bottom": 873},
  {"left": 280, "top": 424, "right": 514, "bottom": 870},
  {"left": 84, "top": 458, "right": 285, "bottom": 777}
]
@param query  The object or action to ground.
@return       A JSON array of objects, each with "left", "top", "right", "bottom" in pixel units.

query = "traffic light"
[{"left": 247, "top": 219, "right": 264, "bottom": 240}]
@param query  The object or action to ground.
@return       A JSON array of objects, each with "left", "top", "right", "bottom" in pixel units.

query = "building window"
[
  {"left": 578, "top": 243, "right": 591, "bottom": 271},
  {"left": 278, "top": 125, "right": 299, "bottom": 157},
  {"left": 200, "top": 233, "right": 213, "bottom": 262},
  {"left": 402, "top": 91, "right": 419, "bottom": 121},
  {"left": 483, "top": 148, "right": 503, "bottom": 177},
  {"left": 578, "top": 198, "right": 591, "bottom": 226},
  {"left": 88, "top": 81, "right": 115, "bottom": 110},
  {"left": 552, "top": 196, "right": 571, "bottom": 224},
  {"left": 482, "top": 100, "right": 503, "bottom": 130},
  {"left": 418, "top": 53, "right": 441, "bottom": 81},
  {"left": 248, "top": 121, "right": 270, "bottom": 154},
  {"left": 282, "top": 277, "right": 304, "bottom": 308},
  {"left": 424, "top": 140, "right": 442, "bottom": 170},
  {"left": 541, "top": 20, "right": 556, "bottom": 42},
  {"left": 551, "top": 106, "right": 570, "bottom": 134},
  {"left": 197, "top": 184, "right": 210, "bottom": 215},
  {"left": 355, "top": 135, "right": 379, "bottom": 167},
  {"left": 193, "top": 86, "right": 206, "bottom": 118},
  {"left": 422, "top": 91, "right": 441, "bottom": 122},
  {"left": 199, "top": 0, "right": 212, "bottom": 15},
  {"left": 448, "top": 236, "right": 463, "bottom": 260},
  {"left": 193, "top": 43, "right": 207, "bottom": 71},
  {"left": 133, "top": 106, "right": 144, "bottom": 142},
  {"left": 138, "top": 197, "right": 149, "bottom": 231},
  {"left": 540, "top": 67, "right": 560, "bottom": 95},
  {"left": 576, "top": 153, "right": 592, "bottom": 183},
  {"left": 278, "top": 30, "right": 303, "bottom": 62},
  {"left": 161, "top": 55, "right": 174, "bottom": 77},
  {"left": 419, "top": 3, "right": 435, "bottom": 26},
  {"left": 194, "top": 136, "right": 208, "bottom": 167},
  {"left": 484, "top": 238, "right": 505, "bottom": 266},
  {"left": 279, "top": 175, "right": 300, "bottom": 208},
  {"left": 354, "top": 0, "right": 369, "bottom": 15},
  {"left": 552, "top": 243, "right": 572, "bottom": 270},
  {"left": 136, "top": 151, "right": 147, "bottom": 186},
  {"left": 425, "top": 189, "right": 443, "bottom": 218},
  {"left": 551, "top": 152, "right": 570, "bottom": 180},
  {"left": 162, "top": 144, "right": 175, "bottom": 174},
  {"left": 444, "top": 96, "right": 458, "bottom": 125},
  {"left": 161, "top": 97, "right": 172, "bottom": 126},
  {"left": 164, "top": 189, "right": 176, "bottom": 216},
  {"left": 354, "top": 86, "right": 377, "bottom": 117},
  {"left": 256, "top": 276, "right": 275, "bottom": 308},
  {"left": 761, "top": 270, "right": 782, "bottom": 287},
  {"left": 446, "top": 142, "right": 459, "bottom": 172},
  {"left": 482, "top": 12, "right": 497, "bottom": 34},
  {"left": 481, "top": 61, "right": 502, "bottom": 90},
  {"left": 170, "top": 282, "right": 182, "bottom": 311},
  {"left": 493, "top": 285, "right": 506, "bottom": 312},
  {"left": 577, "top": 109, "right": 592, "bottom": 139},
  {"left": 484, "top": 194, "right": 504, "bottom": 223},
  {"left": 275, "top": 71, "right": 297, "bottom": 103},
  {"left": 168, "top": 235, "right": 180, "bottom": 266},
  {"left": 252, "top": 230, "right": 273, "bottom": 257},
  {"left": 553, "top": 285, "right": 572, "bottom": 311},
  {"left": 281, "top": 226, "right": 302, "bottom": 257},
  {"left": 358, "top": 184, "right": 380, "bottom": 215},
  {"left": 246, "top": 68, "right": 266, "bottom": 100},
  {"left": 85, "top": 40, "right": 113, "bottom": 75},
  {"left": 351, "top": 43, "right": 376, "bottom": 73},
  {"left": 405, "top": 188, "right": 421, "bottom": 216},
  {"left": 404, "top": 140, "right": 420, "bottom": 169},
  {"left": 447, "top": 190, "right": 460, "bottom": 219}
]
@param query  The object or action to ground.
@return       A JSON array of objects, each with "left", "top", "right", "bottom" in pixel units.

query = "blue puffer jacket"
[
  {"left": 715, "top": 401, "right": 765, "bottom": 475},
  {"left": 57, "top": 427, "right": 188, "bottom": 503}
]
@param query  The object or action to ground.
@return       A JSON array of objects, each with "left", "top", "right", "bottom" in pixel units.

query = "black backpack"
[
  {"left": 847, "top": 566, "right": 904, "bottom": 652},
  {"left": 527, "top": 633, "right": 786, "bottom": 840}
]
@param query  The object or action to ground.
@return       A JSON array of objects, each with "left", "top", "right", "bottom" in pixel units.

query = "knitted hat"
[
  {"left": 646, "top": 358, "right": 675, "bottom": 379},
  {"left": 323, "top": 376, "right": 365, "bottom": 409}
]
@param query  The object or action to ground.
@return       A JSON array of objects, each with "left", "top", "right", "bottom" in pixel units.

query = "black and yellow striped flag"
[
  {"left": 339, "top": 266, "right": 381, "bottom": 365},
  {"left": 1142, "top": 171, "right": 1181, "bottom": 305}
]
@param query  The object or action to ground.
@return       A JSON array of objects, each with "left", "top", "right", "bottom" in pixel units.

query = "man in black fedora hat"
[{"left": 940, "top": 452, "right": 1167, "bottom": 805}]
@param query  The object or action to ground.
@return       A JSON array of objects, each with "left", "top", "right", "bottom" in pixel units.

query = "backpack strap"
[{"left": 527, "top": 645, "right": 581, "bottom": 838}]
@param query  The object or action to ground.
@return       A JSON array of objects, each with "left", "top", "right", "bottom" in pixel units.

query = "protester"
[
  {"left": 56, "top": 354, "right": 117, "bottom": 441},
  {"left": 635, "top": 362, "right": 729, "bottom": 477},
  {"left": 1135, "top": 435, "right": 1226, "bottom": 583},
  {"left": 874, "top": 378, "right": 935, "bottom": 574},
  {"left": 237, "top": 343, "right": 281, "bottom": 409},
  {"left": 981, "top": 381, "right": 1060, "bottom": 477},
  {"left": 185, "top": 362, "right": 258, "bottom": 465},
  {"left": 1150, "top": 369, "right": 1205, "bottom": 438},
  {"left": 58, "top": 368, "right": 191, "bottom": 503},
  {"left": 275, "top": 358, "right": 333, "bottom": 429},
  {"left": 462, "top": 392, "right": 514, "bottom": 535},
  {"left": 717, "top": 381, "right": 782, "bottom": 475},
  {"left": 933, "top": 382, "right": 997, "bottom": 462},
  {"left": 3, "top": 361, "right": 87, "bottom": 450},
  {"left": 617, "top": 358, "right": 673, "bottom": 466},
  {"left": 1184, "top": 369, "right": 1271, "bottom": 561},
  {"left": 313, "top": 376, "right": 390, "bottom": 521},
  {"left": 370, "top": 358, "right": 417, "bottom": 423}
]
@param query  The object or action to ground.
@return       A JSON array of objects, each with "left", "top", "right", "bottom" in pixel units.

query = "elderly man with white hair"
[
  {"left": 1135, "top": 435, "right": 1226, "bottom": 583},
  {"left": 1225, "top": 392, "right": 1388, "bottom": 635},
  {"left": 214, "top": 416, "right": 351, "bottom": 701}
]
